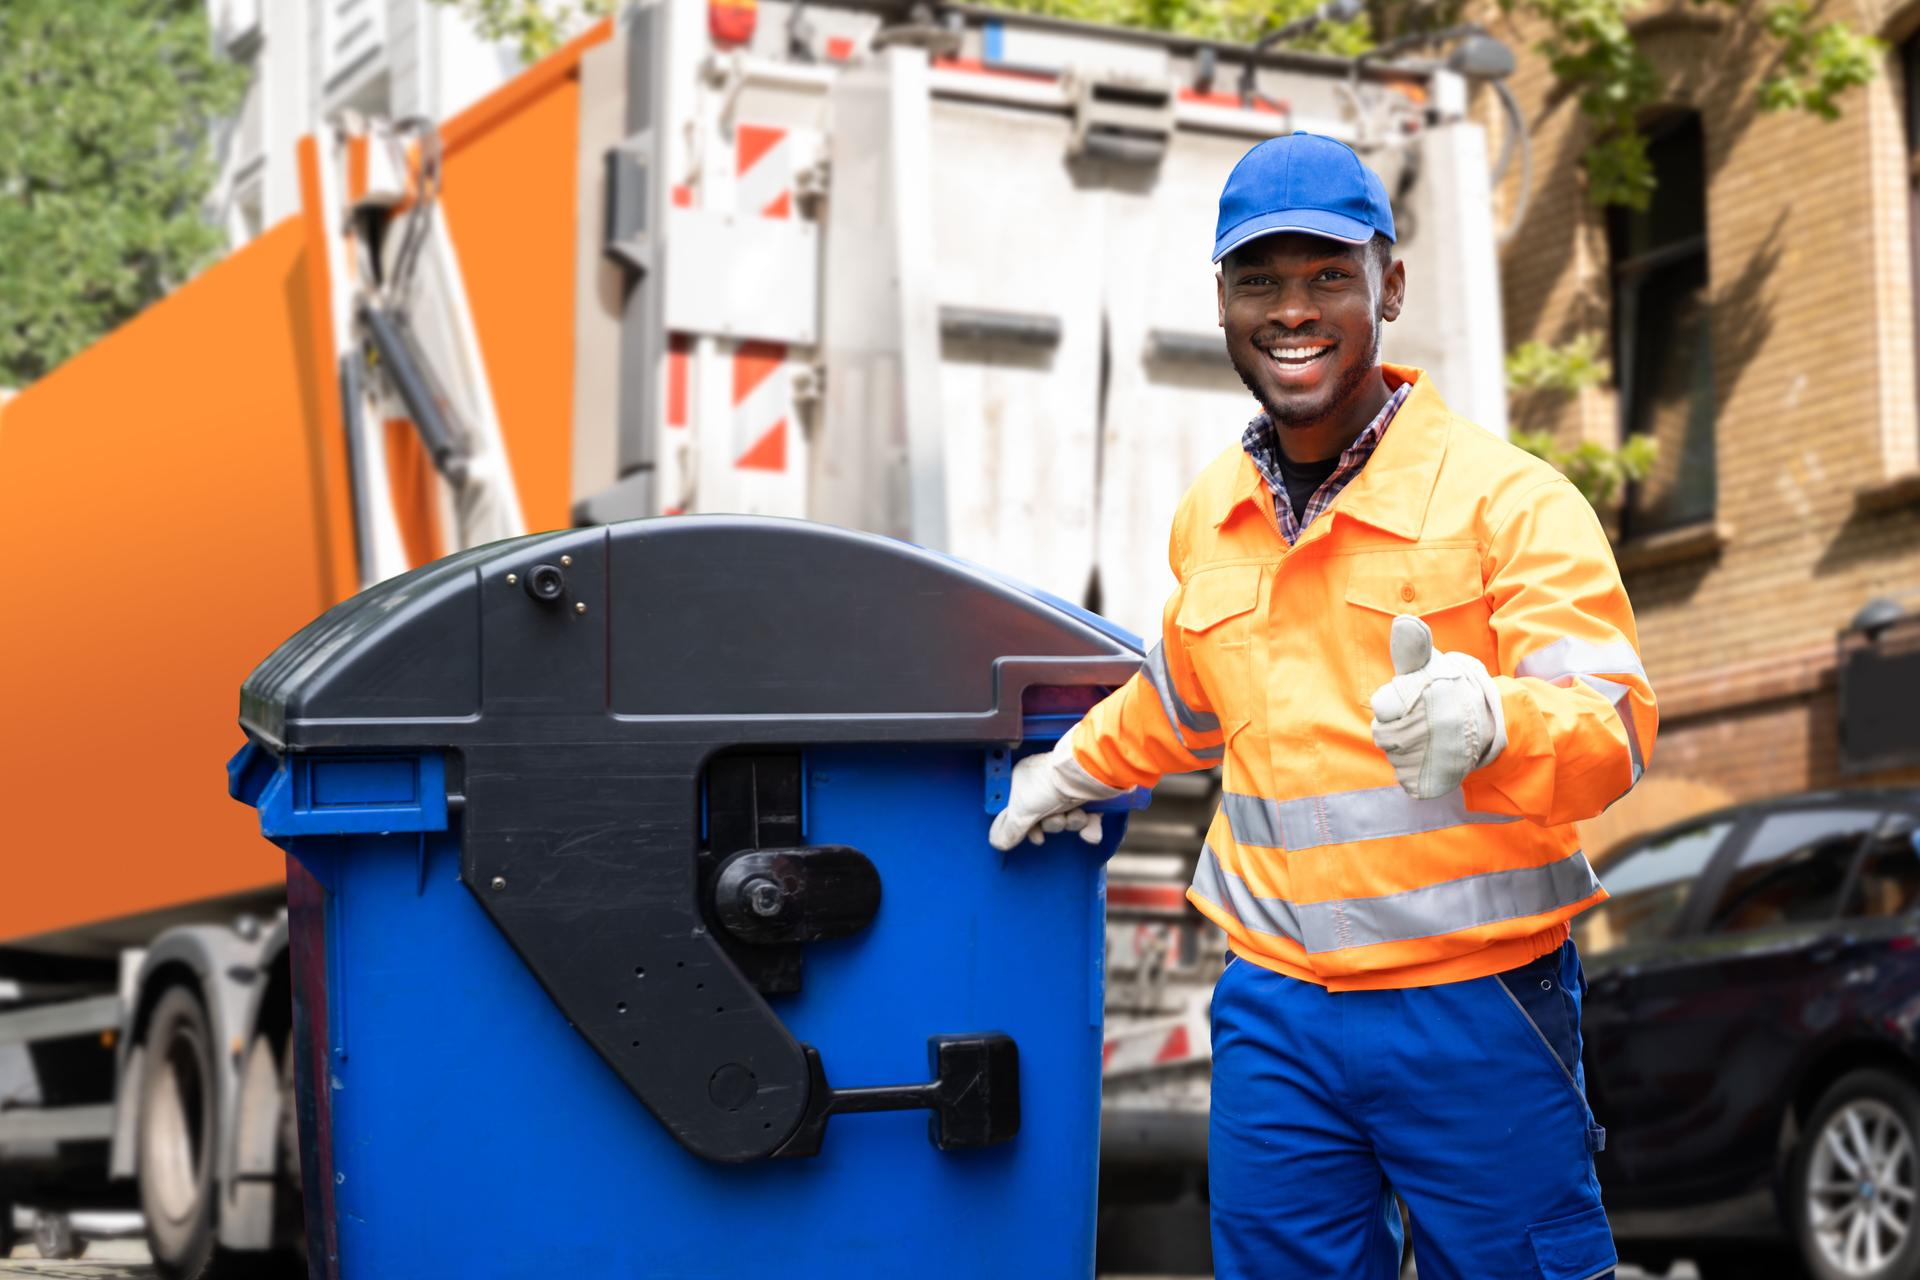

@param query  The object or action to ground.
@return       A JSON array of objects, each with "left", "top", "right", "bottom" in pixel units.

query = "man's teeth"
[{"left": 1269, "top": 346, "right": 1330, "bottom": 362}]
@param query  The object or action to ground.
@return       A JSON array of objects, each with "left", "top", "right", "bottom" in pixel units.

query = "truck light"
[{"left": 710, "top": 0, "right": 756, "bottom": 46}]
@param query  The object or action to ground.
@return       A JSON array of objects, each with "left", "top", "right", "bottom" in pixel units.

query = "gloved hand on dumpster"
[
  {"left": 988, "top": 734, "right": 1127, "bottom": 850},
  {"left": 1368, "top": 615, "right": 1507, "bottom": 800}
]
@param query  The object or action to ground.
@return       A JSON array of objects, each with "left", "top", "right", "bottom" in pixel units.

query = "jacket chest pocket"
[
  {"left": 1175, "top": 564, "right": 1264, "bottom": 731},
  {"left": 1341, "top": 546, "right": 1489, "bottom": 673}
]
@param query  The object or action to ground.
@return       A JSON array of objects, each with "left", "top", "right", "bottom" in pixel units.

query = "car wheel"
[
  {"left": 139, "top": 985, "right": 222, "bottom": 1280},
  {"left": 1791, "top": 1069, "right": 1920, "bottom": 1280}
]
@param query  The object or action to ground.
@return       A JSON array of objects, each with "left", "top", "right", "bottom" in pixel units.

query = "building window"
[
  {"left": 1904, "top": 35, "right": 1920, "bottom": 423},
  {"left": 1608, "top": 112, "right": 1715, "bottom": 537}
]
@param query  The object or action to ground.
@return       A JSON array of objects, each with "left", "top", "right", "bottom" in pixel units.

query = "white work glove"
[
  {"left": 1369, "top": 616, "right": 1507, "bottom": 800},
  {"left": 987, "top": 733, "right": 1126, "bottom": 851}
]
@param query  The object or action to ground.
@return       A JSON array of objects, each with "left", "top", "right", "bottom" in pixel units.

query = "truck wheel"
[
  {"left": 139, "top": 985, "right": 222, "bottom": 1279},
  {"left": 1791, "top": 1068, "right": 1920, "bottom": 1280},
  {"left": 276, "top": 1032, "right": 304, "bottom": 1258},
  {"left": 31, "top": 1211, "right": 86, "bottom": 1260}
]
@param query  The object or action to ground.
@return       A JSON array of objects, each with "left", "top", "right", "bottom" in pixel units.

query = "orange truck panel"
[
  {"left": 0, "top": 219, "right": 348, "bottom": 942},
  {"left": 437, "top": 59, "right": 584, "bottom": 534},
  {"left": 0, "top": 26, "right": 605, "bottom": 945}
]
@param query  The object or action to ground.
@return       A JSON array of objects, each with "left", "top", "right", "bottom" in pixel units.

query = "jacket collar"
[{"left": 1216, "top": 364, "right": 1450, "bottom": 542}]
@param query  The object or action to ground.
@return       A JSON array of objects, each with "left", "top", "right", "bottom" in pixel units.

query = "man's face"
[{"left": 1216, "top": 233, "right": 1405, "bottom": 428}]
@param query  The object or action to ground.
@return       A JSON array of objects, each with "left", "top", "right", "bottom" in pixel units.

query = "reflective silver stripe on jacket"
[
  {"left": 1515, "top": 637, "right": 1646, "bottom": 684},
  {"left": 1144, "top": 641, "right": 1220, "bottom": 747},
  {"left": 1190, "top": 843, "right": 1602, "bottom": 954},
  {"left": 1222, "top": 787, "right": 1520, "bottom": 851},
  {"left": 1517, "top": 639, "right": 1647, "bottom": 786}
]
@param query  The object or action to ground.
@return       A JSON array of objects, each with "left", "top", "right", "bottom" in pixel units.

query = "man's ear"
[
  {"left": 1380, "top": 257, "right": 1406, "bottom": 324},
  {"left": 1215, "top": 269, "right": 1226, "bottom": 327}
]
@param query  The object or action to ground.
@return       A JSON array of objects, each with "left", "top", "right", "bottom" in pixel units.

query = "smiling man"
[{"left": 990, "top": 134, "right": 1657, "bottom": 1279}]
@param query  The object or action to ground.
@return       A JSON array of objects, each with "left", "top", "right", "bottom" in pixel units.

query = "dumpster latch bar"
[{"left": 773, "top": 1033, "right": 1021, "bottom": 1158}]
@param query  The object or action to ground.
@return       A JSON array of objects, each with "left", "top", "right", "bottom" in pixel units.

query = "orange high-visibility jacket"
[{"left": 1073, "top": 366, "right": 1657, "bottom": 991}]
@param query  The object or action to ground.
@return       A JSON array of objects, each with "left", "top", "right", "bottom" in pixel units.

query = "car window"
[
  {"left": 1702, "top": 809, "right": 1880, "bottom": 934},
  {"left": 1575, "top": 819, "right": 1735, "bottom": 956},
  {"left": 1843, "top": 818, "right": 1920, "bottom": 920}
]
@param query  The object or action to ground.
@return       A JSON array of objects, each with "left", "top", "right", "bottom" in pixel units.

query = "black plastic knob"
[{"left": 524, "top": 563, "right": 566, "bottom": 603}]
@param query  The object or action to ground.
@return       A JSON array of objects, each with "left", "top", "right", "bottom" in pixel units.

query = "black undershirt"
[{"left": 1274, "top": 450, "right": 1342, "bottom": 524}]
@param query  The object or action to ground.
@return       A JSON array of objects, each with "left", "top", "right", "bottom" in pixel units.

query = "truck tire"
[
  {"left": 138, "top": 985, "right": 224, "bottom": 1279},
  {"left": 276, "top": 1032, "right": 304, "bottom": 1259}
]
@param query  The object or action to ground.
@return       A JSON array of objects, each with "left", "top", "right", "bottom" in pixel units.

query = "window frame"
[
  {"left": 1834, "top": 806, "right": 1920, "bottom": 924},
  {"left": 1607, "top": 109, "right": 1716, "bottom": 539},
  {"left": 1579, "top": 810, "right": 1751, "bottom": 958},
  {"left": 1674, "top": 801, "right": 1891, "bottom": 939},
  {"left": 1904, "top": 33, "right": 1920, "bottom": 431}
]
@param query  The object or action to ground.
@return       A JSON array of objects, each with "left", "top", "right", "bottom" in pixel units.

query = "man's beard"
[{"left": 1230, "top": 316, "right": 1380, "bottom": 428}]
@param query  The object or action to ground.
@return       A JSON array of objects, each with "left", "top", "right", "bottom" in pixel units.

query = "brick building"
[{"left": 1479, "top": 0, "right": 1920, "bottom": 850}]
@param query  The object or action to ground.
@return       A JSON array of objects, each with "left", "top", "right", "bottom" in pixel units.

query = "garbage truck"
[{"left": 0, "top": 0, "right": 1516, "bottom": 1269}]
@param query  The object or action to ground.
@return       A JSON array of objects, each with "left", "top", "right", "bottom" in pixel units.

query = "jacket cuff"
[{"left": 1064, "top": 721, "right": 1134, "bottom": 795}]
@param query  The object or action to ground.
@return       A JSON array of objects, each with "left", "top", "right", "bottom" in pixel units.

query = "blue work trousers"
[{"left": 1208, "top": 940, "right": 1617, "bottom": 1280}]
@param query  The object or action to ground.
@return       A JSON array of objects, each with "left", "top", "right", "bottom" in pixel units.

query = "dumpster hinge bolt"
[
  {"left": 745, "top": 877, "right": 784, "bottom": 918},
  {"left": 490, "top": 875, "right": 506, "bottom": 891}
]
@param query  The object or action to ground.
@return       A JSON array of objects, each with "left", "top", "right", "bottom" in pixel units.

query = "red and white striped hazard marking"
[
  {"left": 1102, "top": 1011, "right": 1211, "bottom": 1078},
  {"left": 735, "top": 124, "right": 793, "bottom": 220},
  {"left": 731, "top": 339, "right": 789, "bottom": 472},
  {"left": 727, "top": 125, "right": 796, "bottom": 473}
]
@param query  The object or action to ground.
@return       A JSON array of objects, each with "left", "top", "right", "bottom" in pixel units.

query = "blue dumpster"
[{"left": 228, "top": 516, "right": 1145, "bottom": 1278}]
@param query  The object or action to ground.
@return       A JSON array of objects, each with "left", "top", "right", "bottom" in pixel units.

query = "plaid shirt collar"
[{"left": 1241, "top": 380, "right": 1412, "bottom": 543}]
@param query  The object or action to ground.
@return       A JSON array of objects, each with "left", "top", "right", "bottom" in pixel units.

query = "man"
[{"left": 990, "top": 133, "right": 1654, "bottom": 1279}]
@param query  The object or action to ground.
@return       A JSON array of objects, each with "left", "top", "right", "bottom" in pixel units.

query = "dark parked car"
[{"left": 1579, "top": 789, "right": 1920, "bottom": 1280}]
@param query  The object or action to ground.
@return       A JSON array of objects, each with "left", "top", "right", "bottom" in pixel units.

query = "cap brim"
[{"left": 1211, "top": 208, "right": 1379, "bottom": 263}]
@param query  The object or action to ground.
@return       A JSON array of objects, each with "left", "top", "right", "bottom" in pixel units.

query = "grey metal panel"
[
  {"left": 0, "top": 1103, "right": 115, "bottom": 1144},
  {"left": 0, "top": 996, "right": 120, "bottom": 1047},
  {"left": 813, "top": 47, "right": 948, "bottom": 550},
  {"left": 610, "top": 1, "right": 673, "bottom": 488},
  {"left": 569, "top": 26, "right": 630, "bottom": 517}
]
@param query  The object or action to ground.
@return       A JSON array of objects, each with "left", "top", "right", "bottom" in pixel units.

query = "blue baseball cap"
[{"left": 1212, "top": 133, "right": 1395, "bottom": 263}]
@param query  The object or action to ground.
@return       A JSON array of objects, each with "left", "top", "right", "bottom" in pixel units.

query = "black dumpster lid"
[{"left": 241, "top": 516, "right": 1143, "bottom": 753}]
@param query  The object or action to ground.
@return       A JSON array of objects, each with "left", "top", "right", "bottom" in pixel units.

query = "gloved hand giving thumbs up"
[{"left": 1368, "top": 616, "right": 1508, "bottom": 800}]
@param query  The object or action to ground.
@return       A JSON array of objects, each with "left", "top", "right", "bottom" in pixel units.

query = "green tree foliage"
[
  {"left": 990, "top": 0, "right": 1372, "bottom": 54},
  {"left": 1514, "top": 0, "right": 1881, "bottom": 207},
  {"left": 1506, "top": 332, "right": 1609, "bottom": 394},
  {"left": 1512, "top": 429, "right": 1657, "bottom": 505},
  {"left": 1506, "top": 333, "right": 1655, "bottom": 507},
  {"left": 976, "top": 0, "right": 1879, "bottom": 208},
  {"left": 432, "top": 0, "right": 619, "bottom": 63},
  {"left": 0, "top": 1, "right": 244, "bottom": 387}
]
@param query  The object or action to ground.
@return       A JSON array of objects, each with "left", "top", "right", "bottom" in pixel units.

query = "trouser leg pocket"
[{"left": 1527, "top": 1204, "right": 1616, "bottom": 1280}]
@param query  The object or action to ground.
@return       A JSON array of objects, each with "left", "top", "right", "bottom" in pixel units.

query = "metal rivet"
[
  {"left": 560, "top": 555, "right": 573, "bottom": 567},
  {"left": 490, "top": 876, "right": 506, "bottom": 892},
  {"left": 505, "top": 573, "right": 518, "bottom": 586},
  {"left": 575, "top": 602, "right": 588, "bottom": 615},
  {"left": 1540, "top": 978, "right": 1553, "bottom": 991}
]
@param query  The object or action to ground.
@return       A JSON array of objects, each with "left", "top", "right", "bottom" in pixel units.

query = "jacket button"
[{"left": 1399, "top": 583, "right": 1415, "bottom": 602}]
